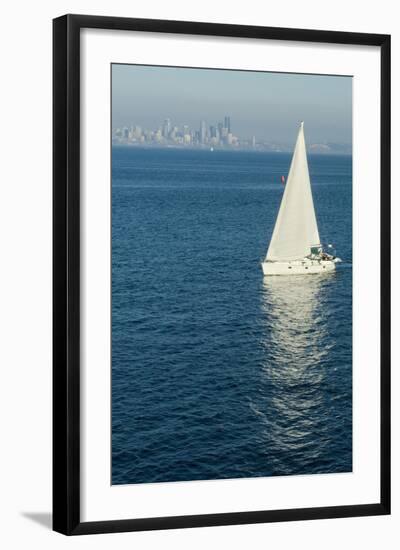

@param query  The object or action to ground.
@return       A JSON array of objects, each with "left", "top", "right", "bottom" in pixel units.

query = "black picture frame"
[{"left": 53, "top": 14, "right": 391, "bottom": 536}]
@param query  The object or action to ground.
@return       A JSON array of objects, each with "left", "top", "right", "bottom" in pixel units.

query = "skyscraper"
[
  {"left": 200, "top": 120, "right": 207, "bottom": 144},
  {"left": 162, "top": 118, "right": 171, "bottom": 138},
  {"left": 224, "top": 116, "right": 231, "bottom": 133}
]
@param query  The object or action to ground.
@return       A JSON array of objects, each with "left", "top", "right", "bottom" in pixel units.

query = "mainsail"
[{"left": 266, "top": 122, "right": 320, "bottom": 262}]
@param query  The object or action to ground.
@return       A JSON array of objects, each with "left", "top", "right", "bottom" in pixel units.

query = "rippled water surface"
[{"left": 112, "top": 147, "right": 352, "bottom": 485}]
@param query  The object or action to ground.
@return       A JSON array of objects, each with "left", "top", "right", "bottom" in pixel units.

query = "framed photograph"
[{"left": 53, "top": 14, "right": 390, "bottom": 535}]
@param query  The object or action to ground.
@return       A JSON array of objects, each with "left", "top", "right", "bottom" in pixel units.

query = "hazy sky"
[{"left": 112, "top": 64, "right": 352, "bottom": 145}]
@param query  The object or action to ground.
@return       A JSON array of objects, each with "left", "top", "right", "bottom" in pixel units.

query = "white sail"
[{"left": 266, "top": 122, "right": 320, "bottom": 262}]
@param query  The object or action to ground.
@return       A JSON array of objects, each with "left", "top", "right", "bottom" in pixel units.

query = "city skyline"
[
  {"left": 113, "top": 114, "right": 244, "bottom": 149},
  {"left": 112, "top": 64, "right": 352, "bottom": 147},
  {"left": 112, "top": 114, "right": 352, "bottom": 154}
]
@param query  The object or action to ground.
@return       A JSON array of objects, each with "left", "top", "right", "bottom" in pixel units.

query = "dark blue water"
[{"left": 112, "top": 147, "right": 352, "bottom": 485}]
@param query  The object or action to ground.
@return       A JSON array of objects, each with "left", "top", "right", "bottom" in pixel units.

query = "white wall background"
[{"left": 0, "top": 0, "right": 397, "bottom": 548}]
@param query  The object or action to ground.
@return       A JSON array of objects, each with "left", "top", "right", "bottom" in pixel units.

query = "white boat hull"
[{"left": 261, "top": 258, "right": 337, "bottom": 276}]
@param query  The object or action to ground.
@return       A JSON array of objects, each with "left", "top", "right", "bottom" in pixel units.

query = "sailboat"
[{"left": 262, "top": 122, "right": 341, "bottom": 275}]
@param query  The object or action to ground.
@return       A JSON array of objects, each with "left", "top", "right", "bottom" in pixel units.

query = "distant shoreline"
[{"left": 111, "top": 143, "right": 352, "bottom": 156}]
